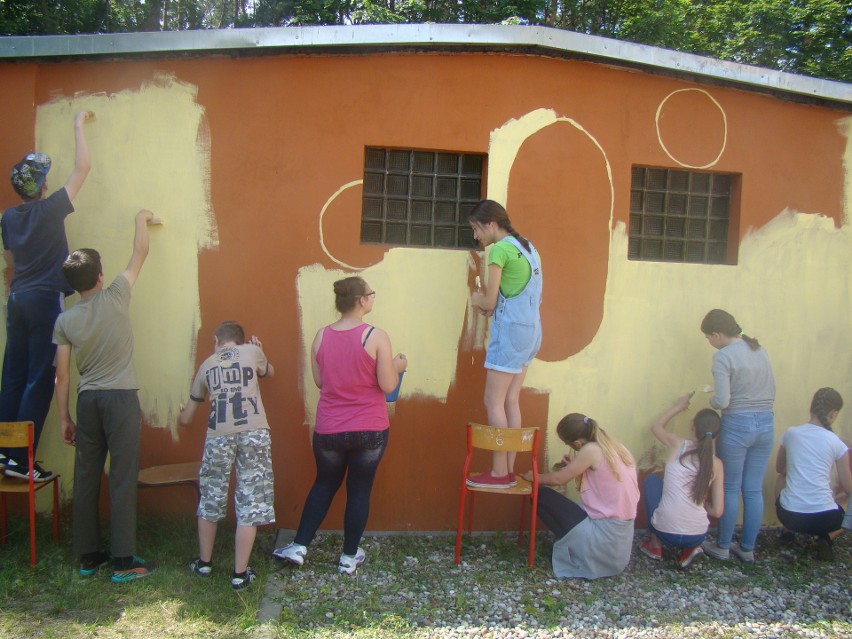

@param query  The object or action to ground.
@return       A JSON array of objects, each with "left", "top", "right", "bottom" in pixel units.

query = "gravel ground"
[{"left": 255, "top": 529, "right": 851, "bottom": 638}]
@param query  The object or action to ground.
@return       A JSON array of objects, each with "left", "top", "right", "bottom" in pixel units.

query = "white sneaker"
[
  {"left": 272, "top": 542, "right": 307, "bottom": 566},
  {"left": 701, "top": 540, "right": 730, "bottom": 560},
  {"left": 338, "top": 547, "right": 366, "bottom": 575}
]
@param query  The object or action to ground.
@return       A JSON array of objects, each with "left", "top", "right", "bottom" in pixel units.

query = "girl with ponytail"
[
  {"left": 640, "top": 393, "right": 724, "bottom": 568},
  {"left": 775, "top": 388, "right": 852, "bottom": 561},
  {"left": 519, "top": 413, "right": 639, "bottom": 579},
  {"left": 467, "top": 200, "right": 543, "bottom": 489},
  {"left": 700, "top": 309, "right": 776, "bottom": 563}
]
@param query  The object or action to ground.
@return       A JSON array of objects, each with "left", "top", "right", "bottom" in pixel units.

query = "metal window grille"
[
  {"left": 361, "top": 148, "right": 485, "bottom": 248},
  {"left": 628, "top": 167, "right": 733, "bottom": 264}
]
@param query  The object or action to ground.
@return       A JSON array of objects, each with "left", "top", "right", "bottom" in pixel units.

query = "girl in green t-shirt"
[{"left": 468, "top": 200, "right": 542, "bottom": 489}]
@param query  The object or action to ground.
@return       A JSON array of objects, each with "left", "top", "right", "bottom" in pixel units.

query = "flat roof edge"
[{"left": 1, "top": 24, "right": 849, "bottom": 105}]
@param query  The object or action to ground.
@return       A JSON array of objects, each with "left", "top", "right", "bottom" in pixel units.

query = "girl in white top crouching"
[{"left": 776, "top": 387, "right": 852, "bottom": 561}]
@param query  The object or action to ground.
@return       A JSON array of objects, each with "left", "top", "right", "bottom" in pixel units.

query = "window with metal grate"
[
  {"left": 361, "top": 147, "right": 486, "bottom": 248},
  {"left": 628, "top": 166, "right": 736, "bottom": 264}
]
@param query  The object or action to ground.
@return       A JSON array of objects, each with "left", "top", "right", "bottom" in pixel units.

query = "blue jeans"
[
  {"left": 0, "top": 289, "right": 62, "bottom": 464},
  {"left": 643, "top": 474, "right": 706, "bottom": 548},
  {"left": 294, "top": 429, "right": 389, "bottom": 555},
  {"left": 716, "top": 411, "right": 774, "bottom": 551}
]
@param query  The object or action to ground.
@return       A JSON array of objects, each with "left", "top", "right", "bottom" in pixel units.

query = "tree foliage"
[{"left": 0, "top": 0, "right": 849, "bottom": 82}]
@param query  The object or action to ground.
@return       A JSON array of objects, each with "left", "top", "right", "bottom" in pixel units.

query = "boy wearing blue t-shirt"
[{"left": 0, "top": 111, "right": 94, "bottom": 481}]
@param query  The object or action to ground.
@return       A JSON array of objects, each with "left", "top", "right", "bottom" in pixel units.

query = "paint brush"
[{"left": 475, "top": 276, "right": 481, "bottom": 291}]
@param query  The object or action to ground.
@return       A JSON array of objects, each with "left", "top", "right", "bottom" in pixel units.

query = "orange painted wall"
[{"left": 0, "top": 51, "right": 846, "bottom": 531}]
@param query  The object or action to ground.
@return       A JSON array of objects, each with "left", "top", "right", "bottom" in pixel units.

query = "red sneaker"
[
  {"left": 677, "top": 545, "right": 703, "bottom": 567},
  {"left": 640, "top": 539, "right": 662, "bottom": 560},
  {"left": 506, "top": 473, "right": 518, "bottom": 487},
  {"left": 466, "top": 471, "right": 513, "bottom": 489}
]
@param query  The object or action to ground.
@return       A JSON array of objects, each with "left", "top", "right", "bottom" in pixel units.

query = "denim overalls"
[{"left": 485, "top": 236, "right": 543, "bottom": 374}]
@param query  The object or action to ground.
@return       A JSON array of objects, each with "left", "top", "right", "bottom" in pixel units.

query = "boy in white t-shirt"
[{"left": 179, "top": 321, "right": 275, "bottom": 590}]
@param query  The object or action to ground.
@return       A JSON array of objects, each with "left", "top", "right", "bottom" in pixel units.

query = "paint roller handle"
[
  {"left": 393, "top": 353, "right": 408, "bottom": 373},
  {"left": 137, "top": 209, "right": 162, "bottom": 226},
  {"left": 673, "top": 391, "right": 695, "bottom": 412},
  {"left": 74, "top": 110, "right": 95, "bottom": 126}
]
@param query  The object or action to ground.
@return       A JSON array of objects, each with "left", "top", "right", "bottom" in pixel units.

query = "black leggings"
[
  {"left": 776, "top": 498, "right": 844, "bottom": 540},
  {"left": 535, "top": 486, "right": 588, "bottom": 539},
  {"left": 294, "top": 429, "right": 389, "bottom": 555}
]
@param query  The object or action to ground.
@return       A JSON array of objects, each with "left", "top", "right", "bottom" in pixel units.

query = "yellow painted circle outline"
[
  {"left": 655, "top": 89, "right": 727, "bottom": 169},
  {"left": 319, "top": 179, "right": 365, "bottom": 271}
]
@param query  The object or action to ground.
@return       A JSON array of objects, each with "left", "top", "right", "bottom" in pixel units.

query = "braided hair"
[
  {"left": 469, "top": 200, "right": 531, "bottom": 253},
  {"left": 810, "top": 387, "right": 843, "bottom": 430},
  {"left": 700, "top": 309, "right": 761, "bottom": 351}
]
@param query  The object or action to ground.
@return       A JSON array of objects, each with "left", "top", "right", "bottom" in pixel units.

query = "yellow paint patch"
[
  {"left": 297, "top": 248, "right": 471, "bottom": 423},
  {"left": 0, "top": 75, "right": 215, "bottom": 494},
  {"left": 526, "top": 211, "right": 852, "bottom": 519}
]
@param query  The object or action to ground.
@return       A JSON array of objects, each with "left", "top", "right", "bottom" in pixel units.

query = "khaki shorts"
[{"left": 198, "top": 428, "right": 275, "bottom": 526}]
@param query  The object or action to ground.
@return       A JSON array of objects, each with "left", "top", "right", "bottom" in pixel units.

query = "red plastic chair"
[
  {"left": 0, "top": 421, "right": 60, "bottom": 566},
  {"left": 455, "top": 423, "right": 540, "bottom": 567}
]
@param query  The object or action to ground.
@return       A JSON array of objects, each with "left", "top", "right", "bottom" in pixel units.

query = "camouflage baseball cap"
[{"left": 11, "top": 152, "right": 51, "bottom": 199}]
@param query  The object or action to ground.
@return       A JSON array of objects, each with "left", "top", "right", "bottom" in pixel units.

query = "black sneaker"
[
  {"left": 778, "top": 530, "right": 797, "bottom": 545},
  {"left": 4, "top": 459, "right": 54, "bottom": 482},
  {"left": 0, "top": 452, "right": 7, "bottom": 470},
  {"left": 189, "top": 557, "right": 212, "bottom": 577},
  {"left": 231, "top": 567, "right": 257, "bottom": 590},
  {"left": 80, "top": 551, "right": 111, "bottom": 576},
  {"left": 815, "top": 537, "right": 834, "bottom": 562}
]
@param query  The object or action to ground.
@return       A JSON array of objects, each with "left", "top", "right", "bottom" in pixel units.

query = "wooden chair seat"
[
  {"left": 138, "top": 461, "right": 201, "bottom": 498},
  {"left": 455, "top": 423, "right": 541, "bottom": 567}
]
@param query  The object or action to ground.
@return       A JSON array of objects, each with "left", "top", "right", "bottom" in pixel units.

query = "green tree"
[{"left": 0, "top": 0, "right": 848, "bottom": 82}]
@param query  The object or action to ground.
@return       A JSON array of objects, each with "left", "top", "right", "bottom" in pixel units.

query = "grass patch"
[
  {"left": 0, "top": 512, "right": 265, "bottom": 638},
  {"left": 1, "top": 514, "right": 850, "bottom": 638}
]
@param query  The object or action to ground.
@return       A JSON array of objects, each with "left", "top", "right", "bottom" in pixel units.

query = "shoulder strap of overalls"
[{"left": 502, "top": 236, "right": 540, "bottom": 271}]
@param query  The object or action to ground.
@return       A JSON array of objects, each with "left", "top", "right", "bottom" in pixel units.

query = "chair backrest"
[
  {"left": 468, "top": 423, "right": 538, "bottom": 452},
  {"left": 0, "top": 421, "right": 33, "bottom": 448}
]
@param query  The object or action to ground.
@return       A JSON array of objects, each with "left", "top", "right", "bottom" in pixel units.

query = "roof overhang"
[{"left": 0, "top": 24, "right": 849, "bottom": 109}]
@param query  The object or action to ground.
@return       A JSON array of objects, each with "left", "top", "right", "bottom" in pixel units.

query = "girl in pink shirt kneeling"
[{"left": 521, "top": 413, "right": 639, "bottom": 579}]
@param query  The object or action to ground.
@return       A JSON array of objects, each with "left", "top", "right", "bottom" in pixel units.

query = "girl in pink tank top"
[
  {"left": 272, "top": 276, "right": 407, "bottom": 574},
  {"left": 520, "top": 413, "right": 639, "bottom": 579}
]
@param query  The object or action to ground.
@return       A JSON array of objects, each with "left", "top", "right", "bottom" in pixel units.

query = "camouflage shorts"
[{"left": 198, "top": 428, "right": 276, "bottom": 526}]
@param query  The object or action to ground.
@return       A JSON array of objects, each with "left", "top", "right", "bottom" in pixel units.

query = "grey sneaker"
[
  {"left": 338, "top": 547, "right": 366, "bottom": 575},
  {"left": 701, "top": 540, "right": 730, "bottom": 560},
  {"left": 842, "top": 509, "right": 852, "bottom": 532},
  {"left": 272, "top": 542, "right": 307, "bottom": 566},
  {"left": 730, "top": 542, "right": 755, "bottom": 563}
]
